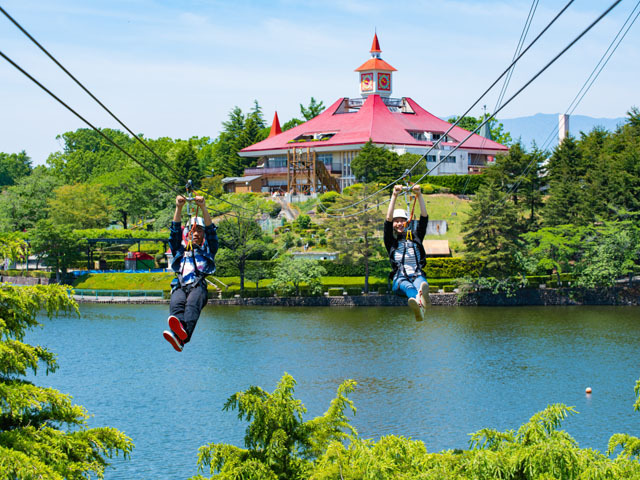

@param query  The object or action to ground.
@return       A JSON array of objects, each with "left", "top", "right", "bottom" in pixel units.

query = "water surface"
[{"left": 27, "top": 304, "right": 640, "bottom": 479}]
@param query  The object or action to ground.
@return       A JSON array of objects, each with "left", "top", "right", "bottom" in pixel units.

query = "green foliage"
[
  {"left": 192, "top": 373, "right": 355, "bottom": 480},
  {"left": 28, "top": 220, "right": 84, "bottom": 281},
  {"left": 300, "top": 97, "right": 325, "bottom": 121},
  {"left": 47, "top": 183, "right": 112, "bottom": 229},
  {"left": 0, "top": 150, "right": 32, "bottom": 188},
  {"left": 47, "top": 128, "right": 134, "bottom": 184},
  {"left": 0, "top": 284, "right": 133, "bottom": 478},
  {"left": 573, "top": 222, "right": 640, "bottom": 288},
  {"left": 209, "top": 102, "right": 268, "bottom": 177},
  {"left": 426, "top": 174, "right": 486, "bottom": 194},
  {"left": 462, "top": 179, "right": 524, "bottom": 277},
  {"left": 171, "top": 142, "right": 202, "bottom": 189},
  {"left": 270, "top": 257, "right": 326, "bottom": 296},
  {"left": 0, "top": 166, "right": 63, "bottom": 232},
  {"left": 294, "top": 214, "right": 311, "bottom": 229},
  {"left": 544, "top": 136, "right": 589, "bottom": 227},
  {"left": 217, "top": 214, "right": 267, "bottom": 291},
  {"left": 196, "top": 375, "right": 640, "bottom": 479},
  {"left": 0, "top": 232, "right": 26, "bottom": 262},
  {"left": 447, "top": 114, "right": 512, "bottom": 146}
]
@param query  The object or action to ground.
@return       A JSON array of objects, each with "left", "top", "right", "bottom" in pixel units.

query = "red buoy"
[{"left": 585, "top": 387, "right": 592, "bottom": 394}]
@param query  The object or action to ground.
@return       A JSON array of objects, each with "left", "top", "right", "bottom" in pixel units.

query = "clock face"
[
  {"left": 361, "top": 73, "right": 374, "bottom": 91},
  {"left": 378, "top": 73, "right": 391, "bottom": 91}
]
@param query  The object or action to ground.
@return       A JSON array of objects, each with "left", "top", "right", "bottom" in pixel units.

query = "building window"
[
  {"left": 288, "top": 132, "right": 336, "bottom": 143},
  {"left": 268, "top": 156, "right": 286, "bottom": 168},
  {"left": 317, "top": 153, "right": 333, "bottom": 167},
  {"left": 441, "top": 153, "right": 456, "bottom": 163},
  {"left": 426, "top": 155, "right": 437, "bottom": 163}
]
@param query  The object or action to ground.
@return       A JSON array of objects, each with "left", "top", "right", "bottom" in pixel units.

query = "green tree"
[
  {"left": 522, "top": 224, "right": 585, "bottom": 283},
  {"left": 488, "top": 142, "right": 546, "bottom": 229},
  {"left": 29, "top": 220, "right": 84, "bottom": 282},
  {"left": 193, "top": 374, "right": 640, "bottom": 479},
  {"left": 462, "top": 179, "right": 523, "bottom": 277},
  {"left": 270, "top": 257, "right": 326, "bottom": 296},
  {"left": 245, "top": 262, "right": 270, "bottom": 293},
  {"left": 0, "top": 150, "right": 32, "bottom": 188},
  {"left": 325, "top": 184, "right": 385, "bottom": 293},
  {"left": 0, "top": 166, "right": 62, "bottom": 232},
  {"left": 171, "top": 142, "right": 202, "bottom": 189},
  {"left": 192, "top": 373, "right": 355, "bottom": 480},
  {"left": 574, "top": 222, "right": 640, "bottom": 288},
  {"left": 350, "top": 140, "right": 391, "bottom": 183},
  {"left": 0, "top": 283, "right": 133, "bottom": 478},
  {"left": 447, "top": 114, "right": 512, "bottom": 146},
  {"left": 300, "top": 97, "right": 325, "bottom": 121},
  {"left": 94, "top": 167, "right": 157, "bottom": 229},
  {"left": 217, "top": 216, "right": 265, "bottom": 292},
  {"left": 543, "top": 136, "right": 589, "bottom": 226},
  {"left": 211, "top": 103, "right": 268, "bottom": 177},
  {"left": 47, "top": 128, "right": 133, "bottom": 183},
  {"left": 47, "top": 183, "right": 112, "bottom": 229}
]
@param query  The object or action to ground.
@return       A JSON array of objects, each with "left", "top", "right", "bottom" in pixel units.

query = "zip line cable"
[
  {"left": 409, "top": 0, "right": 622, "bottom": 187},
  {"left": 321, "top": 0, "right": 622, "bottom": 220},
  {"left": 494, "top": 0, "right": 539, "bottom": 114},
  {"left": 461, "top": 0, "right": 638, "bottom": 240},
  {"left": 471, "top": 0, "right": 538, "bottom": 168},
  {"left": 321, "top": 0, "right": 575, "bottom": 215},
  {"left": 0, "top": 6, "right": 264, "bottom": 218},
  {"left": 0, "top": 49, "right": 259, "bottom": 220},
  {"left": 0, "top": 49, "right": 184, "bottom": 195},
  {"left": 537, "top": 0, "right": 640, "bottom": 154},
  {"left": 0, "top": 5, "right": 182, "bottom": 180}
]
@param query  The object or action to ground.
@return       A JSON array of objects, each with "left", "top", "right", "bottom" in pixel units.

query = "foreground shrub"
[{"left": 193, "top": 374, "right": 640, "bottom": 479}]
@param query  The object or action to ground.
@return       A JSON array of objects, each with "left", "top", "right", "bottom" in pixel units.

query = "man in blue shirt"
[{"left": 163, "top": 195, "right": 218, "bottom": 352}]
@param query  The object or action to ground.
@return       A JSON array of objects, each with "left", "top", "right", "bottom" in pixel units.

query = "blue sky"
[{"left": 1, "top": 0, "right": 638, "bottom": 165}]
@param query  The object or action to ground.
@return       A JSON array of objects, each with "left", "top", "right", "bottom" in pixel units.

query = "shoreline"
[{"left": 71, "top": 286, "right": 640, "bottom": 306}]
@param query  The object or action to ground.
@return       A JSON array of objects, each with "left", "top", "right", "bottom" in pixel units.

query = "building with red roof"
[{"left": 239, "top": 34, "right": 508, "bottom": 193}]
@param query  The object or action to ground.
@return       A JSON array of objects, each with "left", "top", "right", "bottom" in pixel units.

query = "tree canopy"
[{"left": 0, "top": 284, "right": 133, "bottom": 478}]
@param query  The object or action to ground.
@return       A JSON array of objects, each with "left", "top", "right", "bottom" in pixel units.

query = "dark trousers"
[{"left": 169, "top": 283, "right": 208, "bottom": 343}]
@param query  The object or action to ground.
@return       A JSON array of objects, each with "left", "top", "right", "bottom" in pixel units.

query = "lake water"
[{"left": 26, "top": 304, "right": 640, "bottom": 479}]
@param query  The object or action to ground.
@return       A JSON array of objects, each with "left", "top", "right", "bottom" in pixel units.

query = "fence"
[{"left": 70, "top": 289, "right": 164, "bottom": 299}]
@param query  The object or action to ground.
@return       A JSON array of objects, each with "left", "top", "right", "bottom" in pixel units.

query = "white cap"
[
  {"left": 392, "top": 209, "right": 408, "bottom": 220},
  {"left": 188, "top": 217, "right": 205, "bottom": 228}
]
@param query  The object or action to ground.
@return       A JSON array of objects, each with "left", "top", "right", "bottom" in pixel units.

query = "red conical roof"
[
  {"left": 370, "top": 33, "right": 381, "bottom": 53},
  {"left": 268, "top": 111, "right": 282, "bottom": 138}
]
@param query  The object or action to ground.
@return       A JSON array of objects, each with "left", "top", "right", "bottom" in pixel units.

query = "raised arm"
[
  {"left": 173, "top": 195, "right": 186, "bottom": 222},
  {"left": 386, "top": 184, "right": 404, "bottom": 221},
  {"left": 412, "top": 184, "right": 427, "bottom": 218},
  {"left": 193, "top": 196, "right": 213, "bottom": 226}
]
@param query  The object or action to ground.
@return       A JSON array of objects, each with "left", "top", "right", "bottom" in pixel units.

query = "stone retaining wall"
[
  {"left": 1, "top": 275, "right": 54, "bottom": 285},
  {"left": 41, "top": 287, "right": 640, "bottom": 307}
]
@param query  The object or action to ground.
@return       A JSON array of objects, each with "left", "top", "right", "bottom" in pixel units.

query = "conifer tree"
[
  {"left": 543, "top": 136, "right": 588, "bottom": 226},
  {"left": 462, "top": 179, "right": 523, "bottom": 277},
  {"left": 0, "top": 237, "right": 133, "bottom": 479}
]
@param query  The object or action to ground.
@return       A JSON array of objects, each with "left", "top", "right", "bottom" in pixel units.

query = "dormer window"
[
  {"left": 406, "top": 130, "right": 453, "bottom": 143},
  {"left": 288, "top": 132, "right": 336, "bottom": 143}
]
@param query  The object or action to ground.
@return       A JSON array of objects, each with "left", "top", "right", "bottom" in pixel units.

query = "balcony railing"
[{"left": 244, "top": 167, "right": 288, "bottom": 175}]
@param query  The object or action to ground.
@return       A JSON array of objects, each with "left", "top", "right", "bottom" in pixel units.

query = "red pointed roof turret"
[
  {"left": 268, "top": 111, "right": 282, "bottom": 138},
  {"left": 370, "top": 33, "right": 381, "bottom": 55}
]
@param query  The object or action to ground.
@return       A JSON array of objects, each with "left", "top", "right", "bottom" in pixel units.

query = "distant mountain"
[
  {"left": 498, "top": 113, "right": 627, "bottom": 149},
  {"left": 442, "top": 113, "right": 627, "bottom": 150}
]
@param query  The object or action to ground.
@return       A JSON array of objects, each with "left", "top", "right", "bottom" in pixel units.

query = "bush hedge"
[{"left": 426, "top": 174, "right": 486, "bottom": 194}]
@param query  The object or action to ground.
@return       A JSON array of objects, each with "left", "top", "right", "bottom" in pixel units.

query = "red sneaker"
[
  {"left": 163, "top": 330, "right": 183, "bottom": 352},
  {"left": 168, "top": 315, "right": 187, "bottom": 341}
]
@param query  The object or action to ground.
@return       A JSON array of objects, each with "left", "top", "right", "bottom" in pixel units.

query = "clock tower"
[{"left": 355, "top": 33, "right": 396, "bottom": 98}]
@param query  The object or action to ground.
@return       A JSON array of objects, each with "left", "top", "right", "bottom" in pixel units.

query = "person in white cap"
[
  {"left": 384, "top": 184, "right": 430, "bottom": 321},
  {"left": 163, "top": 195, "right": 218, "bottom": 352}
]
